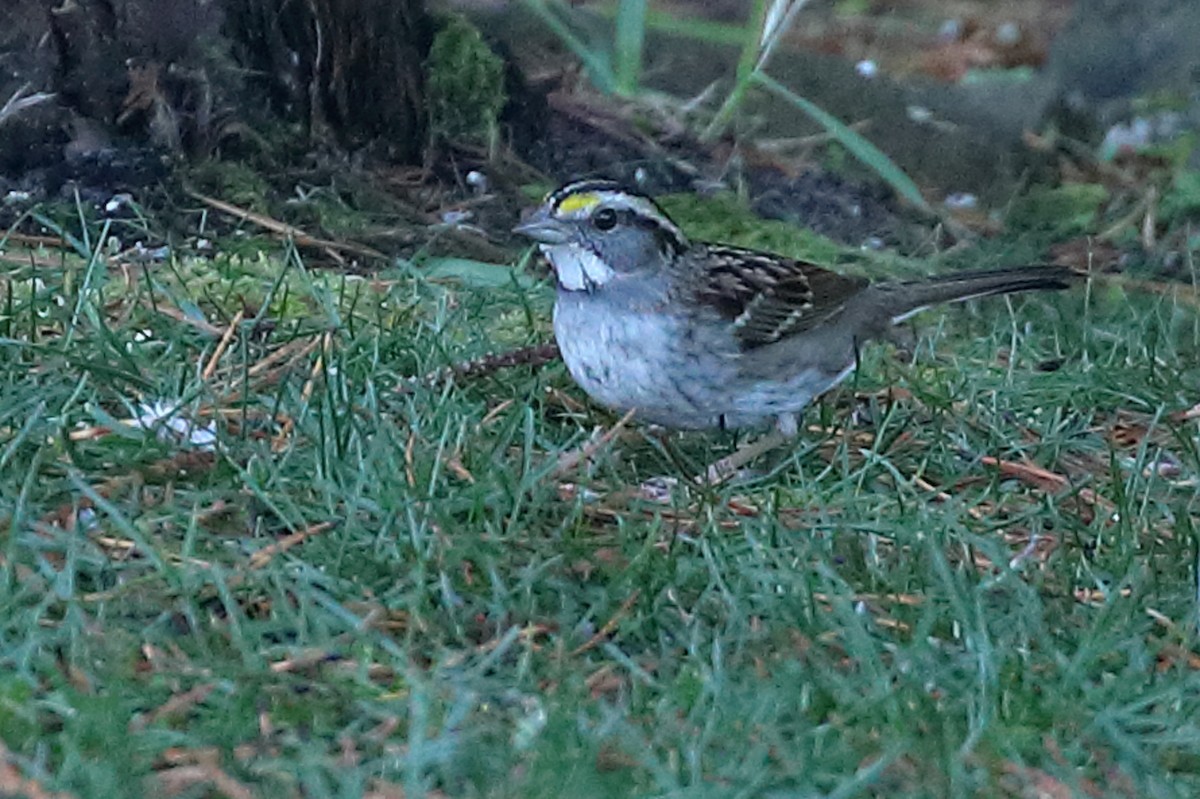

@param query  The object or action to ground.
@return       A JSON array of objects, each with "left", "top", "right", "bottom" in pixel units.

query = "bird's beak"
[{"left": 513, "top": 209, "right": 571, "bottom": 245}]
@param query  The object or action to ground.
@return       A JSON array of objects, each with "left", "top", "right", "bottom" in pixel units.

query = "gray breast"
[{"left": 553, "top": 290, "right": 737, "bottom": 429}]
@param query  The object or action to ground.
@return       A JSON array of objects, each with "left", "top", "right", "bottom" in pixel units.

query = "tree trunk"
[
  {"left": 222, "top": 0, "right": 431, "bottom": 161},
  {"left": 0, "top": 0, "right": 432, "bottom": 191}
]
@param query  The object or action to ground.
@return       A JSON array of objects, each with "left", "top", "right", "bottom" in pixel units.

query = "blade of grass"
[
  {"left": 614, "top": 0, "right": 647, "bottom": 96},
  {"left": 642, "top": 9, "right": 746, "bottom": 45},
  {"left": 64, "top": 218, "right": 113, "bottom": 347},
  {"left": 756, "top": 0, "right": 815, "bottom": 72},
  {"left": 521, "top": 0, "right": 616, "bottom": 93},
  {"left": 754, "top": 72, "right": 934, "bottom": 215},
  {"left": 700, "top": 0, "right": 770, "bottom": 142}
]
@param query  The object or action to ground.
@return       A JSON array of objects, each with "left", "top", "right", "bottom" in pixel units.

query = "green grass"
[{"left": 1, "top": 218, "right": 1199, "bottom": 798}]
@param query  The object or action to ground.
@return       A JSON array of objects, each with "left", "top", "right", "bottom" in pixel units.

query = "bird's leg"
[{"left": 700, "top": 413, "right": 797, "bottom": 484}]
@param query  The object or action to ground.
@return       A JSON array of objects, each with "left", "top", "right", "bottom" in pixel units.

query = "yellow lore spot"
[{"left": 556, "top": 192, "right": 601, "bottom": 215}]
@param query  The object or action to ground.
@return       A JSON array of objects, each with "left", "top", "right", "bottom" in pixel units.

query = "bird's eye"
[{"left": 592, "top": 207, "right": 618, "bottom": 231}]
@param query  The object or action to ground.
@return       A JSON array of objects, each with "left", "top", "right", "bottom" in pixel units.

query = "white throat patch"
[{"left": 541, "top": 243, "right": 616, "bottom": 291}]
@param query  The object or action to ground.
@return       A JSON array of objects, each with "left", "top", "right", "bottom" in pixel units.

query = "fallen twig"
[
  {"left": 201, "top": 309, "right": 244, "bottom": 380},
  {"left": 150, "top": 302, "right": 226, "bottom": 336},
  {"left": 407, "top": 343, "right": 561, "bottom": 390},
  {"left": 980, "top": 455, "right": 1113, "bottom": 521},
  {"left": 185, "top": 189, "right": 386, "bottom": 265},
  {"left": 130, "top": 684, "right": 217, "bottom": 732},
  {"left": 247, "top": 521, "right": 336, "bottom": 569},
  {"left": 571, "top": 590, "right": 641, "bottom": 656},
  {"left": 551, "top": 408, "right": 637, "bottom": 479}
]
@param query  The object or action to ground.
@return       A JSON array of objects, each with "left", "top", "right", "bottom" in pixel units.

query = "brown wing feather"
[{"left": 691, "top": 244, "right": 868, "bottom": 349}]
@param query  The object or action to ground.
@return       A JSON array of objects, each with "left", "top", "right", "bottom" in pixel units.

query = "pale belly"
[
  {"left": 554, "top": 297, "right": 724, "bottom": 428},
  {"left": 553, "top": 294, "right": 851, "bottom": 431}
]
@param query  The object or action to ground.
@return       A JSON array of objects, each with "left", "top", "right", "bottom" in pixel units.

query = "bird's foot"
[{"left": 700, "top": 428, "right": 791, "bottom": 484}]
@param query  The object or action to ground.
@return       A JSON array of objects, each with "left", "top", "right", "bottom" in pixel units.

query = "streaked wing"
[{"left": 691, "top": 244, "right": 868, "bottom": 349}]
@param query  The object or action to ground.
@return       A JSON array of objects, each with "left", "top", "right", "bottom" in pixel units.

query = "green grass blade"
[
  {"left": 613, "top": 0, "right": 646, "bottom": 95},
  {"left": 754, "top": 71, "right": 934, "bottom": 215},
  {"left": 521, "top": 0, "right": 616, "bottom": 93},
  {"left": 642, "top": 9, "right": 746, "bottom": 45},
  {"left": 700, "top": 0, "right": 770, "bottom": 141}
]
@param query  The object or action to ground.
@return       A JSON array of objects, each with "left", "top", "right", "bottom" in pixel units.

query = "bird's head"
[{"left": 514, "top": 179, "right": 688, "bottom": 291}]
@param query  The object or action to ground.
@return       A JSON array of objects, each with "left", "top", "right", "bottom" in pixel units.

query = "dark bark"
[
  {"left": 222, "top": 0, "right": 431, "bottom": 161},
  {"left": 0, "top": 0, "right": 432, "bottom": 193}
]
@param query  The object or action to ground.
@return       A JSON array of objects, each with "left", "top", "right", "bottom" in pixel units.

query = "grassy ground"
[{"left": 1, "top": 206, "right": 1199, "bottom": 798}]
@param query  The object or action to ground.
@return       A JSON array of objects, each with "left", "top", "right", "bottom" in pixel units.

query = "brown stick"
[
  {"left": 248, "top": 522, "right": 336, "bottom": 569},
  {"left": 202, "top": 309, "right": 244, "bottom": 380},
  {"left": 551, "top": 408, "right": 637, "bottom": 478},
  {"left": 571, "top": 590, "right": 641, "bottom": 656}
]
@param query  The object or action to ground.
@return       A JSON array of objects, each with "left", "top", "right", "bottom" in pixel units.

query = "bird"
[{"left": 514, "top": 179, "right": 1077, "bottom": 477}]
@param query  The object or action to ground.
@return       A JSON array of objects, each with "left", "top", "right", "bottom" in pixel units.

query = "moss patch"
[{"left": 427, "top": 14, "right": 508, "bottom": 143}]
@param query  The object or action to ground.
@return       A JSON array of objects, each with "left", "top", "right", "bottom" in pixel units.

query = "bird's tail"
[{"left": 879, "top": 265, "right": 1080, "bottom": 324}]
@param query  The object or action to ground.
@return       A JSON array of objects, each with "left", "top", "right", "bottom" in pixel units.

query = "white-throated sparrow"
[{"left": 515, "top": 179, "right": 1076, "bottom": 440}]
